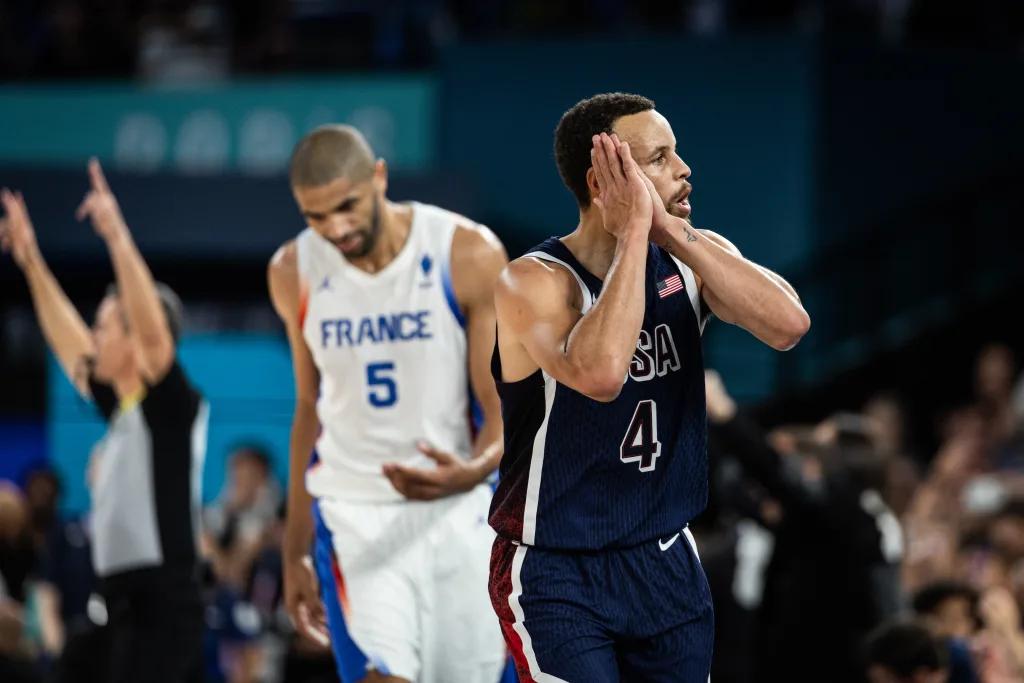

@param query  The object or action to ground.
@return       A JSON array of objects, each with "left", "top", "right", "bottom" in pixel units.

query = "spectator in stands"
[
  {"left": 0, "top": 483, "right": 40, "bottom": 683},
  {"left": 906, "top": 581, "right": 982, "bottom": 683},
  {"left": 913, "top": 581, "right": 980, "bottom": 641},
  {"left": 706, "top": 370, "right": 903, "bottom": 683},
  {"left": 22, "top": 468, "right": 60, "bottom": 551},
  {"left": 0, "top": 483, "right": 35, "bottom": 606},
  {"left": 864, "top": 392, "right": 923, "bottom": 517},
  {"left": 0, "top": 597, "right": 41, "bottom": 683},
  {"left": 32, "top": 474, "right": 97, "bottom": 663},
  {"left": 972, "top": 344, "right": 1018, "bottom": 451},
  {"left": 974, "top": 586, "right": 1024, "bottom": 682},
  {"left": 201, "top": 444, "right": 281, "bottom": 683},
  {"left": 864, "top": 620, "right": 950, "bottom": 683},
  {"left": 203, "top": 444, "right": 280, "bottom": 591},
  {"left": 911, "top": 577, "right": 1024, "bottom": 681}
]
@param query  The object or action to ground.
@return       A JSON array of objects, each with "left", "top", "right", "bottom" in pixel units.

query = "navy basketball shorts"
[{"left": 489, "top": 528, "right": 714, "bottom": 682}]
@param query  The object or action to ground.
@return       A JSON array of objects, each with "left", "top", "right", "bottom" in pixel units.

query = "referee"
[{"left": 1, "top": 160, "right": 207, "bottom": 683}]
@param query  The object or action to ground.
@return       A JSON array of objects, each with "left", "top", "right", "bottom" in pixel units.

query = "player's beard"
[
  {"left": 340, "top": 195, "right": 382, "bottom": 259},
  {"left": 666, "top": 186, "right": 692, "bottom": 220},
  {"left": 667, "top": 201, "right": 691, "bottom": 220}
]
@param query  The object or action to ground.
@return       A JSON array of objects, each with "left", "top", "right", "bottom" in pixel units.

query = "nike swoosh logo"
[{"left": 658, "top": 533, "right": 681, "bottom": 552}]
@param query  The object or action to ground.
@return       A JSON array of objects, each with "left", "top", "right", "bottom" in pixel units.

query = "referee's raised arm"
[
  {"left": 1, "top": 188, "right": 95, "bottom": 396},
  {"left": 4, "top": 160, "right": 207, "bottom": 683},
  {"left": 77, "top": 158, "right": 176, "bottom": 384}
]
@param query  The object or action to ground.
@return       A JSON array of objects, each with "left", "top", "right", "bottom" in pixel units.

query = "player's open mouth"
[
  {"left": 673, "top": 189, "right": 691, "bottom": 213},
  {"left": 671, "top": 185, "right": 696, "bottom": 215},
  {"left": 334, "top": 233, "right": 364, "bottom": 253}
]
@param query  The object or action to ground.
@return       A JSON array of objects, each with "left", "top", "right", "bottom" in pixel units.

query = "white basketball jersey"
[{"left": 297, "top": 202, "right": 473, "bottom": 502}]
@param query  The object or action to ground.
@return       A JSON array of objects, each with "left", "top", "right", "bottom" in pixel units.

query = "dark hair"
[
  {"left": 995, "top": 497, "right": 1024, "bottom": 519},
  {"left": 23, "top": 467, "right": 61, "bottom": 496},
  {"left": 911, "top": 580, "right": 978, "bottom": 617},
  {"left": 106, "top": 282, "right": 184, "bottom": 344},
  {"left": 839, "top": 445, "right": 888, "bottom": 493},
  {"left": 553, "top": 92, "right": 655, "bottom": 207},
  {"left": 230, "top": 444, "right": 272, "bottom": 473},
  {"left": 864, "top": 621, "right": 948, "bottom": 678}
]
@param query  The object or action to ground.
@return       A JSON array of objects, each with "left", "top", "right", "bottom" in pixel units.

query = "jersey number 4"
[{"left": 620, "top": 399, "right": 661, "bottom": 472}]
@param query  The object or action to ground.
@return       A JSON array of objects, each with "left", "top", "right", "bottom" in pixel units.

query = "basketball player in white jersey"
[{"left": 267, "top": 125, "right": 508, "bottom": 683}]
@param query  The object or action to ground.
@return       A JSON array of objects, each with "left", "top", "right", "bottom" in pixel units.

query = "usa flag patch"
[{"left": 657, "top": 274, "right": 684, "bottom": 298}]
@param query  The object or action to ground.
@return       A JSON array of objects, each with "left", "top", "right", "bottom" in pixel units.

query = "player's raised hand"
[
  {"left": 382, "top": 441, "right": 482, "bottom": 501},
  {"left": 0, "top": 189, "right": 42, "bottom": 270},
  {"left": 283, "top": 555, "right": 330, "bottom": 648},
  {"left": 590, "top": 132, "right": 652, "bottom": 239},
  {"left": 76, "top": 158, "right": 129, "bottom": 242}
]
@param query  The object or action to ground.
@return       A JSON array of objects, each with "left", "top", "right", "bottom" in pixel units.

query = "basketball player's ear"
[
  {"left": 373, "top": 158, "right": 388, "bottom": 195},
  {"left": 585, "top": 166, "right": 601, "bottom": 207}
]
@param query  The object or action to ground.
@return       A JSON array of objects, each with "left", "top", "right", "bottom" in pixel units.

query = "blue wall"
[
  {"left": 0, "top": 76, "right": 437, "bottom": 173},
  {"left": 0, "top": 420, "right": 47, "bottom": 485},
  {"left": 440, "top": 37, "right": 819, "bottom": 271}
]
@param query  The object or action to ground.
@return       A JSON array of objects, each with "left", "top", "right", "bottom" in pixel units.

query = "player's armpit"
[{"left": 496, "top": 258, "right": 624, "bottom": 402}]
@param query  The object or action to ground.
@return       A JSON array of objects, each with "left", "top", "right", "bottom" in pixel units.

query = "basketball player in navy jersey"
[{"left": 488, "top": 93, "right": 810, "bottom": 681}]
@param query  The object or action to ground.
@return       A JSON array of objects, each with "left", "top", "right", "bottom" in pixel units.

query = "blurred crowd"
[
  {"left": 3, "top": 341, "right": 1024, "bottom": 682},
  {"left": 1, "top": 0, "right": 1022, "bottom": 81},
  {"left": 0, "top": 444, "right": 337, "bottom": 683},
  {"left": 695, "top": 342, "right": 1024, "bottom": 683}
]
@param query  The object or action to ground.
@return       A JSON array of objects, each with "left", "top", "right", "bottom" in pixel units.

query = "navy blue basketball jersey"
[{"left": 490, "top": 237, "right": 709, "bottom": 550}]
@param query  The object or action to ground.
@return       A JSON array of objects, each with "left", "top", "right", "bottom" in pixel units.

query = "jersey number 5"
[
  {"left": 366, "top": 361, "right": 398, "bottom": 407},
  {"left": 620, "top": 399, "right": 661, "bottom": 472}
]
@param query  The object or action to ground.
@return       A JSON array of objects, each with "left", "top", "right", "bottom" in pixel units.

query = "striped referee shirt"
[{"left": 88, "top": 362, "right": 208, "bottom": 579}]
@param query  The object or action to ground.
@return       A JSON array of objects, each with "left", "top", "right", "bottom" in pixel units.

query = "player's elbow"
[
  {"left": 579, "top": 372, "right": 627, "bottom": 403},
  {"left": 771, "top": 308, "right": 810, "bottom": 351}
]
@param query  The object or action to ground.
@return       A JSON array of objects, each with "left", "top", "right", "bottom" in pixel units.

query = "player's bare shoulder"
[
  {"left": 496, "top": 252, "right": 581, "bottom": 322},
  {"left": 448, "top": 218, "right": 508, "bottom": 305},
  {"left": 268, "top": 239, "right": 299, "bottom": 319},
  {"left": 451, "top": 219, "right": 507, "bottom": 273}
]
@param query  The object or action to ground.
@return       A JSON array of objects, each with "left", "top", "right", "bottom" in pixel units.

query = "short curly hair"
[{"left": 554, "top": 92, "right": 655, "bottom": 207}]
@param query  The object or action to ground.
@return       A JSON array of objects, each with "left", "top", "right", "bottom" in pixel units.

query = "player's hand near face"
[
  {"left": 0, "top": 189, "right": 42, "bottom": 270},
  {"left": 636, "top": 166, "right": 686, "bottom": 248},
  {"left": 590, "top": 132, "right": 652, "bottom": 239},
  {"left": 76, "top": 158, "right": 129, "bottom": 243},
  {"left": 383, "top": 442, "right": 483, "bottom": 501},
  {"left": 633, "top": 148, "right": 809, "bottom": 351}
]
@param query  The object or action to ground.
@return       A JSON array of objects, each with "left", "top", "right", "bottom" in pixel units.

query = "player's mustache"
[{"left": 671, "top": 183, "right": 693, "bottom": 204}]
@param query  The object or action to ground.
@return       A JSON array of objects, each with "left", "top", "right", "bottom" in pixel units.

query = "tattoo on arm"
[{"left": 665, "top": 227, "right": 699, "bottom": 258}]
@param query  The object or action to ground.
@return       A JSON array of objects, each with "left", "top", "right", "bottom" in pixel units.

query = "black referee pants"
[{"left": 102, "top": 569, "right": 204, "bottom": 683}]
